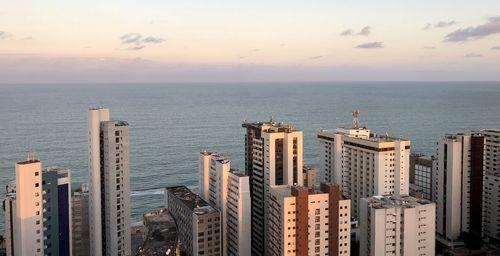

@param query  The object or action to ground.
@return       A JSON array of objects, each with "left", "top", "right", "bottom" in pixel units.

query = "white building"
[
  {"left": 268, "top": 183, "right": 350, "bottom": 256},
  {"left": 242, "top": 121, "right": 303, "bottom": 255},
  {"left": 360, "top": 195, "right": 435, "bottom": 256},
  {"left": 480, "top": 129, "right": 500, "bottom": 242},
  {"left": 198, "top": 151, "right": 251, "bottom": 256},
  {"left": 318, "top": 125, "right": 410, "bottom": 218},
  {"left": 88, "top": 107, "right": 131, "bottom": 256},
  {"left": 434, "top": 133, "right": 484, "bottom": 246},
  {"left": 3, "top": 160, "right": 73, "bottom": 256},
  {"left": 226, "top": 170, "right": 251, "bottom": 256},
  {"left": 14, "top": 159, "right": 44, "bottom": 256}
]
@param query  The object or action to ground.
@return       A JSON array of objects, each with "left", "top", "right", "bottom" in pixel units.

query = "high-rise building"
[
  {"left": 268, "top": 183, "right": 350, "bottom": 256},
  {"left": 3, "top": 160, "right": 73, "bottom": 256},
  {"left": 318, "top": 120, "right": 410, "bottom": 218},
  {"left": 42, "top": 167, "right": 72, "bottom": 256},
  {"left": 302, "top": 165, "right": 317, "bottom": 189},
  {"left": 434, "top": 133, "right": 484, "bottom": 246},
  {"left": 72, "top": 184, "right": 90, "bottom": 256},
  {"left": 165, "top": 186, "right": 221, "bottom": 256},
  {"left": 198, "top": 151, "right": 251, "bottom": 256},
  {"left": 242, "top": 120, "right": 303, "bottom": 255},
  {"left": 88, "top": 107, "right": 131, "bottom": 256},
  {"left": 13, "top": 159, "right": 44, "bottom": 256},
  {"left": 480, "top": 129, "right": 500, "bottom": 242},
  {"left": 360, "top": 195, "right": 435, "bottom": 256},
  {"left": 409, "top": 154, "right": 435, "bottom": 200},
  {"left": 3, "top": 181, "right": 17, "bottom": 256},
  {"left": 226, "top": 170, "right": 251, "bottom": 256}
]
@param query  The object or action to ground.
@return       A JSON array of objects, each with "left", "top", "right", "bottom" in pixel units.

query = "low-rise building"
[
  {"left": 138, "top": 208, "right": 179, "bottom": 256},
  {"left": 165, "top": 186, "right": 221, "bottom": 256}
]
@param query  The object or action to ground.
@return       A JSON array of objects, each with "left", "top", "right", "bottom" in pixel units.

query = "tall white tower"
[
  {"left": 88, "top": 107, "right": 109, "bottom": 256},
  {"left": 243, "top": 121, "right": 303, "bottom": 255},
  {"left": 198, "top": 151, "right": 251, "bottom": 256},
  {"left": 317, "top": 112, "right": 411, "bottom": 218},
  {"left": 88, "top": 108, "right": 131, "bottom": 256},
  {"left": 14, "top": 159, "right": 44, "bottom": 256}
]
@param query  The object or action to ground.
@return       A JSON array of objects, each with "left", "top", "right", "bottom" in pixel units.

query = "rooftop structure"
[
  {"left": 166, "top": 186, "right": 216, "bottom": 213},
  {"left": 363, "top": 194, "right": 433, "bottom": 209},
  {"left": 138, "top": 208, "right": 179, "bottom": 256}
]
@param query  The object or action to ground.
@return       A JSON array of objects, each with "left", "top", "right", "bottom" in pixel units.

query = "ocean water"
[{"left": 1, "top": 82, "right": 500, "bottom": 231}]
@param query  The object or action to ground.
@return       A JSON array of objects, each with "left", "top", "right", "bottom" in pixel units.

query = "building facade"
[
  {"left": 318, "top": 126, "right": 410, "bottom": 218},
  {"left": 42, "top": 167, "right": 72, "bottom": 256},
  {"left": 198, "top": 151, "right": 251, "bottom": 256},
  {"left": 302, "top": 165, "right": 317, "bottom": 189},
  {"left": 13, "top": 159, "right": 44, "bottom": 256},
  {"left": 360, "top": 195, "right": 436, "bottom": 256},
  {"left": 242, "top": 120, "right": 304, "bottom": 255},
  {"left": 409, "top": 154, "right": 435, "bottom": 200},
  {"left": 165, "top": 186, "right": 221, "bottom": 256},
  {"left": 72, "top": 184, "right": 90, "bottom": 256},
  {"left": 226, "top": 170, "right": 251, "bottom": 256},
  {"left": 88, "top": 107, "right": 131, "bottom": 256},
  {"left": 268, "top": 183, "right": 350, "bottom": 256},
  {"left": 434, "top": 133, "right": 484, "bottom": 245},
  {"left": 481, "top": 129, "right": 500, "bottom": 242},
  {"left": 3, "top": 181, "right": 17, "bottom": 256},
  {"left": 3, "top": 160, "right": 73, "bottom": 256}
]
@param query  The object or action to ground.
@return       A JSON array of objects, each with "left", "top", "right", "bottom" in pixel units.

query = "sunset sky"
[{"left": 1, "top": 0, "right": 500, "bottom": 82}]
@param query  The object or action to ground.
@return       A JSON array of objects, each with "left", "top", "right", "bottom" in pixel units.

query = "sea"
[{"left": 1, "top": 82, "right": 500, "bottom": 232}]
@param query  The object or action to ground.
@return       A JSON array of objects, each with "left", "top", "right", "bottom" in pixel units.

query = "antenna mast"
[{"left": 352, "top": 109, "right": 360, "bottom": 129}]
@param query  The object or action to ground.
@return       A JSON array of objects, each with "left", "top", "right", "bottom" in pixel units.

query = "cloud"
[
  {"left": 0, "top": 31, "right": 12, "bottom": 40},
  {"left": 435, "top": 21, "right": 458, "bottom": 28},
  {"left": 492, "top": 46, "right": 500, "bottom": 50},
  {"left": 119, "top": 33, "right": 165, "bottom": 50},
  {"left": 423, "top": 46, "right": 436, "bottom": 50},
  {"left": 309, "top": 55, "right": 323, "bottom": 60},
  {"left": 358, "top": 26, "right": 372, "bottom": 36},
  {"left": 341, "top": 26, "right": 371, "bottom": 36},
  {"left": 463, "top": 53, "right": 482, "bottom": 58},
  {"left": 423, "top": 21, "right": 458, "bottom": 30},
  {"left": 340, "top": 29, "right": 353, "bottom": 36},
  {"left": 445, "top": 16, "right": 500, "bottom": 42},
  {"left": 141, "top": 36, "right": 165, "bottom": 44},
  {"left": 128, "top": 45, "right": 146, "bottom": 51},
  {"left": 356, "top": 42, "right": 384, "bottom": 49}
]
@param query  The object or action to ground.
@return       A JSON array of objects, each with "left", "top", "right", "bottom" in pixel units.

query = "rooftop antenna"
[
  {"left": 352, "top": 109, "right": 360, "bottom": 129},
  {"left": 26, "top": 147, "right": 36, "bottom": 161}
]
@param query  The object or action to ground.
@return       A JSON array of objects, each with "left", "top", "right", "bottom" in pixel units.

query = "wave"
[{"left": 130, "top": 188, "right": 164, "bottom": 197}]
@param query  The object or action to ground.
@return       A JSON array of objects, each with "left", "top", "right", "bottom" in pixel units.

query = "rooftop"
[
  {"left": 166, "top": 186, "right": 217, "bottom": 215},
  {"left": 229, "top": 168, "right": 246, "bottom": 177},
  {"left": 88, "top": 106, "right": 107, "bottom": 111},
  {"left": 17, "top": 159, "right": 40, "bottom": 165},
  {"left": 138, "top": 208, "right": 179, "bottom": 256},
  {"left": 242, "top": 120, "right": 300, "bottom": 133},
  {"left": 200, "top": 151, "right": 230, "bottom": 164},
  {"left": 365, "top": 195, "right": 433, "bottom": 209}
]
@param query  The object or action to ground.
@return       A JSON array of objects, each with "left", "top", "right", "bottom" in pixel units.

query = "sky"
[{"left": 1, "top": 0, "right": 500, "bottom": 83}]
